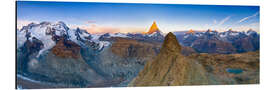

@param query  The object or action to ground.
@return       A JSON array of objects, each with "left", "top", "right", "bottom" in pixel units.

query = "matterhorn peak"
[
  {"left": 146, "top": 21, "right": 161, "bottom": 34},
  {"left": 187, "top": 29, "right": 195, "bottom": 34},
  {"left": 161, "top": 32, "right": 182, "bottom": 53}
]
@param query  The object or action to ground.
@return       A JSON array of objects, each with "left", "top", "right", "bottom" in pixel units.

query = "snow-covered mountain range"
[
  {"left": 16, "top": 21, "right": 260, "bottom": 88},
  {"left": 17, "top": 21, "right": 165, "bottom": 58},
  {"left": 17, "top": 21, "right": 260, "bottom": 56},
  {"left": 174, "top": 29, "right": 260, "bottom": 53}
]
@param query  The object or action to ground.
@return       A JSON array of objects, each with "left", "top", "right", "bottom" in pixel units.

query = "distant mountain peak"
[
  {"left": 146, "top": 21, "right": 161, "bottom": 34},
  {"left": 186, "top": 29, "right": 195, "bottom": 34},
  {"left": 161, "top": 32, "right": 182, "bottom": 53}
]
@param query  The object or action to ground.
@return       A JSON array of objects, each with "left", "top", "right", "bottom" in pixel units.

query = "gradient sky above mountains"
[{"left": 17, "top": 1, "right": 259, "bottom": 34}]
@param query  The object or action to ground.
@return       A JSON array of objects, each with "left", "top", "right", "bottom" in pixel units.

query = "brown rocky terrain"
[
  {"left": 128, "top": 32, "right": 259, "bottom": 86},
  {"left": 109, "top": 37, "right": 196, "bottom": 60},
  {"left": 188, "top": 51, "right": 259, "bottom": 84},
  {"left": 129, "top": 32, "right": 215, "bottom": 86},
  {"left": 110, "top": 37, "right": 161, "bottom": 60},
  {"left": 181, "top": 46, "right": 197, "bottom": 56},
  {"left": 51, "top": 38, "right": 81, "bottom": 59}
]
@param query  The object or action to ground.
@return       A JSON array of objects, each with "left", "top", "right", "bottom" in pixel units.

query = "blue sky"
[{"left": 17, "top": 1, "right": 260, "bottom": 33}]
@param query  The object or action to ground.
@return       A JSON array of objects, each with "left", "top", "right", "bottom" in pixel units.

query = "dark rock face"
[
  {"left": 232, "top": 34, "right": 260, "bottom": 53},
  {"left": 17, "top": 38, "right": 44, "bottom": 75},
  {"left": 145, "top": 32, "right": 164, "bottom": 42},
  {"left": 192, "top": 38, "right": 236, "bottom": 54},
  {"left": 74, "top": 28, "right": 92, "bottom": 42}
]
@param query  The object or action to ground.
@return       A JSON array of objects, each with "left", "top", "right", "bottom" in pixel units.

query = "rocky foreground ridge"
[
  {"left": 129, "top": 32, "right": 259, "bottom": 86},
  {"left": 129, "top": 32, "right": 215, "bottom": 86}
]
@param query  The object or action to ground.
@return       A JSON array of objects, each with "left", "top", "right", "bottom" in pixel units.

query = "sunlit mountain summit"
[{"left": 146, "top": 21, "right": 161, "bottom": 34}]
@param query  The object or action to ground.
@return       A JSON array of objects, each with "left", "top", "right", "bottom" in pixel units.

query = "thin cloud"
[
  {"left": 238, "top": 12, "right": 259, "bottom": 23},
  {"left": 218, "top": 16, "right": 231, "bottom": 26},
  {"left": 86, "top": 20, "right": 96, "bottom": 24},
  {"left": 71, "top": 24, "right": 145, "bottom": 34}
]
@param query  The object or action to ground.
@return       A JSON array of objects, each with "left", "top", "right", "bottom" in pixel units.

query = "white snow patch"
[
  {"left": 17, "top": 30, "right": 27, "bottom": 48},
  {"left": 99, "top": 41, "right": 110, "bottom": 46},
  {"left": 148, "top": 32, "right": 157, "bottom": 37},
  {"left": 184, "top": 35, "right": 189, "bottom": 39},
  {"left": 78, "top": 31, "right": 91, "bottom": 41},
  {"left": 109, "top": 33, "right": 129, "bottom": 38},
  {"left": 95, "top": 41, "right": 110, "bottom": 50},
  {"left": 28, "top": 25, "right": 56, "bottom": 57},
  {"left": 17, "top": 74, "right": 42, "bottom": 84},
  {"left": 67, "top": 29, "right": 79, "bottom": 44},
  {"left": 219, "top": 34, "right": 227, "bottom": 38},
  {"left": 195, "top": 34, "right": 200, "bottom": 37},
  {"left": 230, "top": 32, "right": 239, "bottom": 36},
  {"left": 91, "top": 34, "right": 101, "bottom": 42}
]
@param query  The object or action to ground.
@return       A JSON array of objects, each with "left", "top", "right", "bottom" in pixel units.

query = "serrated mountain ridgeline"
[
  {"left": 16, "top": 21, "right": 169, "bottom": 88},
  {"left": 17, "top": 21, "right": 259, "bottom": 88},
  {"left": 174, "top": 29, "right": 259, "bottom": 54}
]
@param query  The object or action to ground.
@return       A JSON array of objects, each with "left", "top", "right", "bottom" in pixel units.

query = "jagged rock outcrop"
[
  {"left": 52, "top": 38, "right": 81, "bottom": 59},
  {"left": 129, "top": 32, "right": 215, "bottom": 86}
]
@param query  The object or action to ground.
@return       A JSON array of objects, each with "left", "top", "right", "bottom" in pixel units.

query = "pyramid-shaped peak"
[
  {"left": 187, "top": 29, "right": 195, "bottom": 34},
  {"left": 161, "top": 32, "right": 182, "bottom": 53},
  {"left": 147, "top": 21, "right": 161, "bottom": 34}
]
